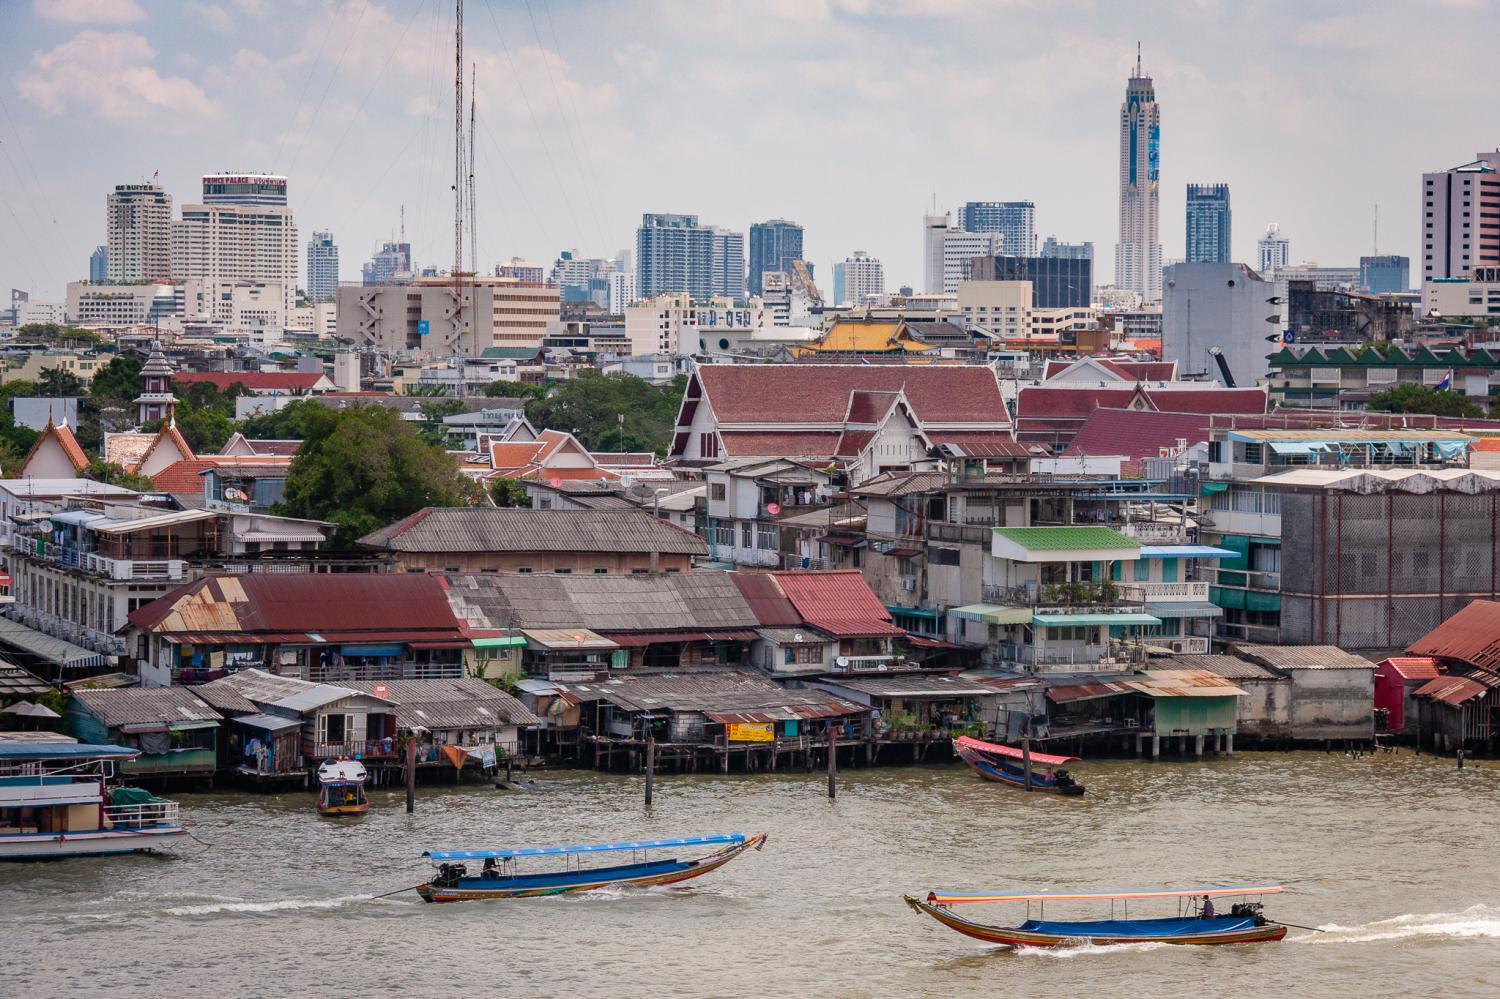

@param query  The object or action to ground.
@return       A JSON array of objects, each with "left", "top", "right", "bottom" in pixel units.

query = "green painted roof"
[{"left": 992, "top": 526, "right": 1140, "bottom": 551}]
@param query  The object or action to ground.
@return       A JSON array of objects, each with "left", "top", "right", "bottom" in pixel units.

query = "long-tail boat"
[
  {"left": 952, "top": 736, "right": 1084, "bottom": 794},
  {"left": 415, "top": 832, "right": 768, "bottom": 902},
  {"left": 316, "top": 759, "right": 369, "bottom": 816},
  {"left": 904, "top": 885, "right": 1288, "bottom": 947}
]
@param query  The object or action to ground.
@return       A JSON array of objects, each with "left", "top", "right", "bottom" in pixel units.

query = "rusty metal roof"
[
  {"left": 1047, "top": 670, "right": 1246, "bottom": 703},
  {"left": 729, "top": 573, "right": 802, "bottom": 627},
  {"left": 768, "top": 570, "right": 904, "bottom": 638},
  {"left": 558, "top": 670, "right": 866, "bottom": 718},
  {"left": 1413, "top": 671, "right": 1500, "bottom": 707},
  {"left": 813, "top": 675, "right": 1001, "bottom": 698},
  {"left": 1377, "top": 657, "right": 1441, "bottom": 681},
  {"left": 1406, "top": 600, "right": 1500, "bottom": 672}
]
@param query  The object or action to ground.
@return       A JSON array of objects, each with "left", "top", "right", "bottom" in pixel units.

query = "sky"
[{"left": 1, "top": 0, "right": 1497, "bottom": 302}]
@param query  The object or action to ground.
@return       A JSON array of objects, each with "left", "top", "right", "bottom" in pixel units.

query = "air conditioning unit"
[{"left": 899, "top": 578, "right": 917, "bottom": 592}]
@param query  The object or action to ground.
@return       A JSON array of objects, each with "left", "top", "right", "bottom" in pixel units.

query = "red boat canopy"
[{"left": 954, "top": 735, "right": 1078, "bottom": 767}]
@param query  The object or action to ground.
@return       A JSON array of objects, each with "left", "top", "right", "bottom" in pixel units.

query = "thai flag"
[{"left": 1435, "top": 369, "right": 1453, "bottom": 392}]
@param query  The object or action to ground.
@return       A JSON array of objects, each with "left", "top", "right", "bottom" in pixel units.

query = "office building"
[
  {"left": 1360, "top": 255, "right": 1410, "bottom": 295},
  {"left": 922, "top": 213, "right": 949, "bottom": 295},
  {"left": 67, "top": 280, "right": 192, "bottom": 326},
  {"left": 608, "top": 271, "right": 637, "bottom": 313},
  {"left": 496, "top": 258, "right": 545, "bottom": 284},
  {"left": 337, "top": 278, "right": 561, "bottom": 356},
  {"left": 1040, "top": 236, "right": 1094, "bottom": 260},
  {"left": 957, "top": 280, "right": 1030, "bottom": 340},
  {"left": 1257, "top": 223, "right": 1289, "bottom": 274},
  {"left": 833, "top": 251, "right": 884, "bottom": 306},
  {"left": 306, "top": 231, "right": 339, "bottom": 303},
  {"left": 172, "top": 173, "right": 298, "bottom": 318},
  {"left": 957, "top": 202, "right": 1036, "bottom": 256},
  {"left": 635, "top": 213, "right": 746, "bottom": 300},
  {"left": 1116, "top": 48, "right": 1162, "bottom": 302},
  {"left": 363, "top": 241, "right": 413, "bottom": 285},
  {"left": 1161, "top": 262, "right": 1271, "bottom": 387},
  {"left": 106, "top": 183, "right": 172, "bottom": 283},
  {"left": 89, "top": 246, "right": 108, "bottom": 283},
  {"left": 1421, "top": 151, "right": 1500, "bottom": 282},
  {"left": 1185, "top": 184, "right": 1231, "bottom": 264},
  {"left": 939, "top": 230, "right": 1002, "bottom": 295},
  {"left": 748, "top": 219, "right": 804, "bottom": 297},
  {"left": 972, "top": 255, "right": 1092, "bottom": 308},
  {"left": 623, "top": 294, "right": 773, "bottom": 356}
]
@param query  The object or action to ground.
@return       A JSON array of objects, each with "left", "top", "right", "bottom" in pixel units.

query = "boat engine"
[
  {"left": 436, "top": 862, "right": 468, "bottom": 887},
  {"left": 1230, "top": 902, "right": 1266, "bottom": 925}
]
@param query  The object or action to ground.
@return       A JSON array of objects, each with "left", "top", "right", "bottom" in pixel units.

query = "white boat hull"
[{"left": 0, "top": 826, "right": 186, "bottom": 860}]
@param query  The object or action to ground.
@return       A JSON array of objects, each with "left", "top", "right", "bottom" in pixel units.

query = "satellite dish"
[
  {"left": 550, "top": 476, "right": 562, "bottom": 488},
  {"left": 766, "top": 502, "right": 781, "bottom": 516},
  {"left": 836, "top": 656, "right": 850, "bottom": 668},
  {"left": 38, "top": 521, "right": 53, "bottom": 533}
]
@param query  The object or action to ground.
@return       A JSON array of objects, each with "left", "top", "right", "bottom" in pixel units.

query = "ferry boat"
[
  {"left": 0, "top": 741, "right": 186, "bottom": 860},
  {"left": 905, "top": 885, "right": 1288, "bottom": 947},
  {"left": 316, "top": 759, "right": 369, "bottom": 816},
  {"left": 416, "top": 832, "right": 768, "bottom": 902},
  {"left": 952, "top": 736, "right": 1085, "bottom": 795}
]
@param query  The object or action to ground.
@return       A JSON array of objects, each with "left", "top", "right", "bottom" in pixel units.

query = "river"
[{"left": 5, "top": 750, "right": 1500, "bottom": 998}]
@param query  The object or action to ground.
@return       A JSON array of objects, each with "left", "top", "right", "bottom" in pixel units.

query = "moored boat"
[
  {"left": 315, "top": 759, "right": 369, "bottom": 816},
  {"left": 415, "top": 832, "right": 768, "bottom": 902},
  {"left": 905, "top": 885, "right": 1288, "bottom": 947},
  {"left": 0, "top": 741, "right": 186, "bottom": 860},
  {"left": 952, "top": 736, "right": 1084, "bottom": 795}
]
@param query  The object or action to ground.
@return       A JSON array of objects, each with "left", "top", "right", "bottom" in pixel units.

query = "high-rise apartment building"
[
  {"left": 496, "top": 258, "right": 545, "bottom": 284},
  {"left": 957, "top": 201, "right": 1036, "bottom": 256},
  {"left": 363, "top": 241, "right": 413, "bottom": 285},
  {"left": 972, "top": 255, "right": 1092, "bottom": 309},
  {"left": 748, "top": 219, "right": 804, "bottom": 297},
  {"left": 1258, "top": 223, "right": 1289, "bottom": 274},
  {"left": 1040, "top": 236, "right": 1094, "bottom": 260},
  {"left": 306, "top": 230, "right": 339, "bottom": 302},
  {"left": 89, "top": 246, "right": 108, "bottom": 283},
  {"left": 1185, "top": 184, "right": 1231, "bottom": 264},
  {"left": 608, "top": 271, "right": 637, "bottom": 313},
  {"left": 635, "top": 213, "right": 746, "bottom": 300},
  {"left": 1421, "top": 151, "right": 1500, "bottom": 281},
  {"left": 922, "top": 213, "right": 949, "bottom": 295},
  {"left": 106, "top": 183, "right": 172, "bottom": 282},
  {"left": 832, "top": 251, "right": 884, "bottom": 306},
  {"left": 1360, "top": 255, "right": 1410, "bottom": 295},
  {"left": 172, "top": 173, "right": 298, "bottom": 318},
  {"left": 940, "top": 230, "right": 1003, "bottom": 295},
  {"left": 1115, "top": 48, "right": 1161, "bottom": 302}
]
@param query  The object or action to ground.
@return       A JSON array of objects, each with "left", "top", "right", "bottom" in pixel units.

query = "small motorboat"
[
  {"left": 953, "top": 736, "right": 1084, "bottom": 795},
  {"left": 415, "top": 832, "right": 768, "bottom": 902},
  {"left": 905, "top": 885, "right": 1288, "bottom": 947},
  {"left": 316, "top": 759, "right": 369, "bottom": 816}
]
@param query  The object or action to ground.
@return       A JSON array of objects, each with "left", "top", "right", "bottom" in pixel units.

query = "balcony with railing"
[
  {"left": 302, "top": 738, "right": 398, "bottom": 761},
  {"left": 13, "top": 537, "right": 185, "bottom": 581},
  {"left": 104, "top": 800, "right": 181, "bottom": 829},
  {"left": 980, "top": 580, "right": 1139, "bottom": 609},
  {"left": 1118, "top": 581, "right": 1210, "bottom": 602},
  {"left": 1118, "top": 521, "right": 1189, "bottom": 544},
  {"left": 305, "top": 660, "right": 463, "bottom": 683},
  {"left": 7, "top": 606, "right": 127, "bottom": 655}
]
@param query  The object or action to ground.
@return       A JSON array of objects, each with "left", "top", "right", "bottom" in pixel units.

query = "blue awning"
[
  {"left": 423, "top": 832, "right": 747, "bottom": 861},
  {"left": 1033, "top": 612, "right": 1162, "bottom": 627},
  {"left": 1144, "top": 601, "right": 1224, "bottom": 619},
  {"left": 1138, "top": 545, "right": 1239, "bottom": 558},
  {"left": 341, "top": 643, "right": 404, "bottom": 657},
  {"left": 0, "top": 742, "right": 137, "bottom": 761}
]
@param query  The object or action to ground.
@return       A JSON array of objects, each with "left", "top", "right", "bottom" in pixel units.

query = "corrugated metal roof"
[
  {"left": 196, "top": 668, "right": 319, "bottom": 707},
  {"left": 190, "top": 680, "right": 260, "bottom": 714},
  {"left": 70, "top": 687, "right": 221, "bottom": 728},
  {"left": 730, "top": 573, "right": 802, "bottom": 627},
  {"left": 993, "top": 526, "right": 1139, "bottom": 551},
  {"left": 358, "top": 508, "right": 707, "bottom": 556},
  {"left": 345, "top": 679, "right": 542, "bottom": 728},
  {"left": 1413, "top": 671, "right": 1500, "bottom": 707},
  {"left": 559, "top": 670, "right": 866, "bottom": 718},
  {"left": 768, "top": 570, "right": 904, "bottom": 637},
  {"left": 444, "top": 572, "right": 762, "bottom": 634},
  {"left": 1154, "top": 655, "right": 1280, "bottom": 680},
  {"left": 1406, "top": 599, "right": 1500, "bottom": 671},
  {"left": 230, "top": 712, "right": 301, "bottom": 732},
  {"left": 271, "top": 683, "right": 386, "bottom": 713},
  {"left": 1046, "top": 670, "right": 1246, "bottom": 702},
  {"left": 1377, "top": 657, "right": 1441, "bottom": 681},
  {"left": 815, "top": 675, "right": 1000, "bottom": 698},
  {"left": 521, "top": 628, "right": 618, "bottom": 650},
  {"left": 1235, "top": 644, "right": 1375, "bottom": 670}
]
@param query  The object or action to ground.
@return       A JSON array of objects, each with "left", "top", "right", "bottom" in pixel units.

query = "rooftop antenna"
[
  {"left": 1136, "top": 41, "right": 1142, "bottom": 76},
  {"left": 469, "top": 61, "right": 478, "bottom": 283},
  {"left": 452, "top": 0, "right": 466, "bottom": 355}
]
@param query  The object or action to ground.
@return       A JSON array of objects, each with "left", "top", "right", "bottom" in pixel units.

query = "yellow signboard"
[{"left": 726, "top": 722, "right": 774, "bottom": 742}]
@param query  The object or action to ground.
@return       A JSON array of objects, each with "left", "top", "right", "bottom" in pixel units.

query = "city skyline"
[{"left": 1, "top": 0, "right": 1495, "bottom": 302}]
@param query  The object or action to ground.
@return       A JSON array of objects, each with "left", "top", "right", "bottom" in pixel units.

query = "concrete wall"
[
  {"left": 1233, "top": 677, "right": 1292, "bottom": 739},
  {"left": 1161, "top": 262, "right": 1272, "bottom": 387},
  {"left": 1284, "top": 667, "right": 1374, "bottom": 741}
]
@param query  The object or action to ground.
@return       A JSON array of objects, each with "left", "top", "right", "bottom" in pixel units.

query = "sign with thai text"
[{"left": 726, "top": 722, "right": 774, "bottom": 742}]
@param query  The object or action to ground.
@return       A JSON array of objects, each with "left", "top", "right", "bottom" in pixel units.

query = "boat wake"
[
  {"left": 1011, "top": 940, "right": 1172, "bottom": 960},
  {"left": 163, "top": 894, "right": 398, "bottom": 916},
  {"left": 1294, "top": 904, "right": 1500, "bottom": 945}
]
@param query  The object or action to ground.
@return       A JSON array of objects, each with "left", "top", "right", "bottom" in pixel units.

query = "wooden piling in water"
[
  {"left": 405, "top": 737, "right": 416, "bottom": 813},
  {"left": 827, "top": 726, "right": 837, "bottom": 799},
  {"left": 645, "top": 736, "right": 655, "bottom": 806}
]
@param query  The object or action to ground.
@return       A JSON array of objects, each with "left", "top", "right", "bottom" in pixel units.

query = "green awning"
[
  {"left": 1246, "top": 591, "right": 1282, "bottom": 612},
  {"left": 1145, "top": 601, "right": 1224, "bottom": 619},
  {"left": 1033, "top": 612, "right": 1163, "bottom": 626},
  {"left": 1200, "top": 482, "right": 1229, "bottom": 496},
  {"left": 887, "top": 606, "right": 941, "bottom": 620},
  {"left": 471, "top": 636, "right": 528, "bottom": 649},
  {"left": 950, "top": 604, "right": 1033, "bottom": 625}
]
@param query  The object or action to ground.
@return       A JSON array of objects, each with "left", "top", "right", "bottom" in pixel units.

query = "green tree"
[
  {"left": 234, "top": 398, "right": 336, "bottom": 441},
  {"left": 37, "top": 368, "right": 86, "bottom": 398},
  {"left": 275, "top": 406, "right": 481, "bottom": 545},
  {"left": 490, "top": 477, "right": 529, "bottom": 507},
  {"left": 524, "top": 371, "right": 685, "bottom": 455},
  {"left": 1366, "top": 384, "right": 1485, "bottom": 419},
  {"left": 417, "top": 398, "right": 467, "bottom": 446},
  {"left": 88, "top": 355, "right": 144, "bottom": 410},
  {"left": 482, "top": 379, "right": 542, "bottom": 399},
  {"left": 83, "top": 460, "right": 154, "bottom": 492}
]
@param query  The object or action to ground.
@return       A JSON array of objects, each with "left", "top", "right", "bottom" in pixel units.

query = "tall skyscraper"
[
  {"left": 1040, "top": 236, "right": 1094, "bottom": 260},
  {"left": 748, "top": 220, "right": 804, "bottom": 297},
  {"left": 922, "top": 212, "right": 949, "bottom": 295},
  {"left": 1115, "top": 46, "right": 1161, "bottom": 302},
  {"left": 106, "top": 182, "right": 172, "bottom": 282},
  {"left": 1257, "top": 223, "right": 1289, "bottom": 274},
  {"left": 957, "top": 202, "right": 1036, "bottom": 256},
  {"left": 832, "top": 251, "right": 884, "bottom": 306},
  {"left": 306, "top": 231, "right": 339, "bottom": 302},
  {"left": 635, "top": 213, "right": 746, "bottom": 300},
  {"left": 172, "top": 173, "right": 298, "bottom": 316},
  {"left": 1421, "top": 151, "right": 1500, "bottom": 282},
  {"left": 88, "top": 245, "right": 108, "bottom": 282},
  {"left": 1185, "top": 183, "right": 1231, "bottom": 264}
]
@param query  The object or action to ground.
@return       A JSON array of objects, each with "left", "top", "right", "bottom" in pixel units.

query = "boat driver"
[{"left": 1200, "top": 895, "right": 1215, "bottom": 919}]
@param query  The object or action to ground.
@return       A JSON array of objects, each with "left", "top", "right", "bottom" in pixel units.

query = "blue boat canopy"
[
  {"left": 0, "top": 742, "right": 139, "bottom": 761},
  {"left": 423, "top": 833, "right": 746, "bottom": 861}
]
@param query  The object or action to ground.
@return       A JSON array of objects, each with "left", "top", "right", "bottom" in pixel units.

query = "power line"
[
  {"left": 286, "top": 0, "right": 370, "bottom": 174},
  {"left": 523, "top": 0, "right": 605, "bottom": 248},
  {"left": 272, "top": 0, "right": 343, "bottom": 169},
  {"left": 0, "top": 92, "right": 69, "bottom": 277},
  {"left": 534, "top": 0, "right": 609, "bottom": 248}
]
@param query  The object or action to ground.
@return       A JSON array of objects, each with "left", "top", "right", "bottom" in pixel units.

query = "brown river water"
[{"left": 4, "top": 751, "right": 1500, "bottom": 998}]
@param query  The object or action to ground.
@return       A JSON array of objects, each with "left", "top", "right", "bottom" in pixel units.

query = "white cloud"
[
  {"left": 32, "top": 0, "right": 146, "bottom": 23},
  {"left": 185, "top": 1, "right": 235, "bottom": 32},
  {"left": 17, "top": 30, "right": 220, "bottom": 121}
]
